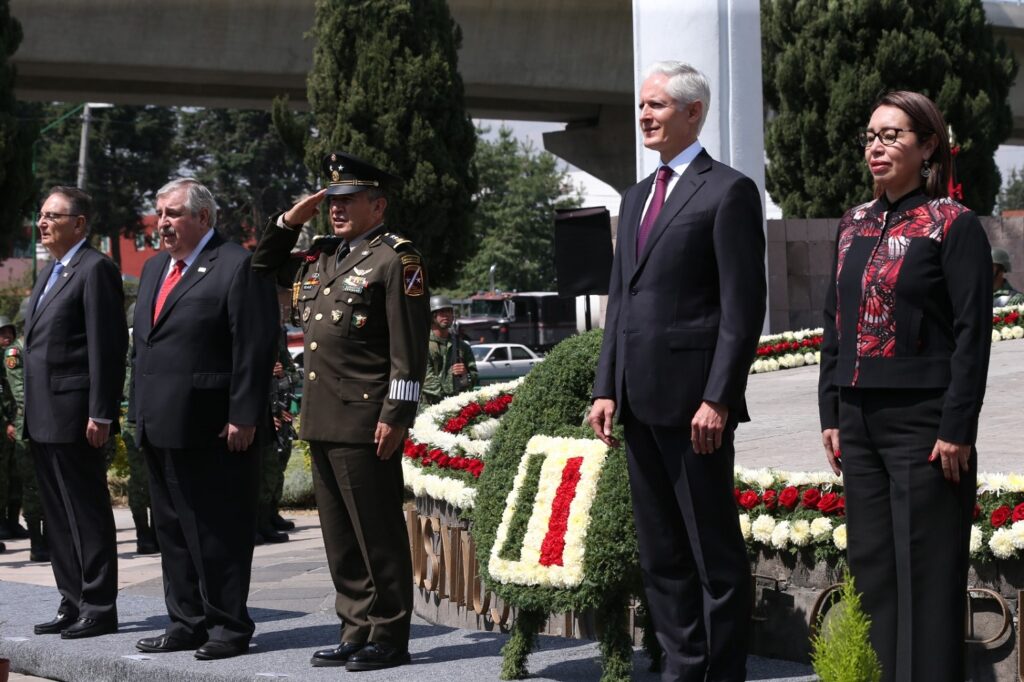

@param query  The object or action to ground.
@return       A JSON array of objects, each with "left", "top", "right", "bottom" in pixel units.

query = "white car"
[{"left": 470, "top": 343, "right": 542, "bottom": 384}]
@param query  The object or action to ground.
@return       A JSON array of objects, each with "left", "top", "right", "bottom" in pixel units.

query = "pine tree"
[
  {"left": 299, "top": 0, "right": 476, "bottom": 287},
  {"left": 811, "top": 575, "right": 882, "bottom": 682},
  {"left": 32, "top": 104, "right": 177, "bottom": 265},
  {"left": 455, "top": 126, "right": 582, "bottom": 294},
  {"left": 0, "top": 0, "right": 37, "bottom": 259},
  {"left": 177, "top": 108, "right": 314, "bottom": 243},
  {"left": 762, "top": 0, "right": 1017, "bottom": 217}
]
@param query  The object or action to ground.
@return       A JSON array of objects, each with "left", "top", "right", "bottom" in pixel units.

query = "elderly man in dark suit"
[
  {"left": 588, "top": 61, "right": 766, "bottom": 682},
  {"left": 130, "top": 178, "right": 276, "bottom": 661},
  {"left": 24, "top": 186, "right": 128, "bottom": 639}
]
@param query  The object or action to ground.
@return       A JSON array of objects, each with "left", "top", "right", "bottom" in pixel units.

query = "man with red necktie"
[
  {"left": 589, "top": 61, "right": 766, "bottom": 682},
  {"left": 130, "top": 178, "right": 276, "bottom": 661}
]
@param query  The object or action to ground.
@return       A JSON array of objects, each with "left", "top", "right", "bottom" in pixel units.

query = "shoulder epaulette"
[{"left": 380, "top": 232, "right": 417, "bottom": 252}]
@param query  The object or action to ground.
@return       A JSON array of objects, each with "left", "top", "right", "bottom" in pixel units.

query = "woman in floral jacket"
[{"left": 818, "top": 90, "right": 992, "bottom": 682}]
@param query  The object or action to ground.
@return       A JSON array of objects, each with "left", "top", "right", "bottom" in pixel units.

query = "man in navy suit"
[
  {"left": 589, "top": 62, "right": 766, "bottom": 681},
  {"left": 130, "top": 179, "right": 276, "bottom": 660},
  {"left": 24, "top": 186, "right": 127, "bottom": 639}
]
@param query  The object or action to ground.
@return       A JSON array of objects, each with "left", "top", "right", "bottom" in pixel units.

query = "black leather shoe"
[
  {"left": 34, "top": 612, "right": 78, "bottom": 635},
  {"left": 194, "top": 639, "right": 247, "bottom": 660},
  {"left": 136, "top": 633, "right": 204, "bottom": 653},
  {"left": 136, "top": 538, "right": 160, "bottom": 555},
  {"left": 271, "top": 513, "right": 296, "bottom": 531},
  {"left": 311, "top": 641, "right": 365, "bottom": 667},
  {"left": 345, "top": 642, "right": 410, "bottom": 671},
  {"left": 257, "top": 526, "right": 289, "bottom": 543},
  {"left": 61, "top": 616, "right": 118, "bottom": 639}
]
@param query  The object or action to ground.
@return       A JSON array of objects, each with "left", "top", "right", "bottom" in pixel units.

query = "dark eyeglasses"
[
  {"left": 39, "top": 212, "right": 81, "bottom": 222},
  {"left": 857, "top": 128, "right": 917, "bottom": 147}
]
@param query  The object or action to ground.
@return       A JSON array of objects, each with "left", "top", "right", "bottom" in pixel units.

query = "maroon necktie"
[
  {"left": 153, "top": 260, "right": 185, "bottom": 322},
  {"left": 636, "top": 165, "right": 673, "bottom": 254}
]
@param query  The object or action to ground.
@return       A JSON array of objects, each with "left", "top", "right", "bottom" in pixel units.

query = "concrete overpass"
[{"left": 10, "top": 1, "right": 1024, "bottom": 190}]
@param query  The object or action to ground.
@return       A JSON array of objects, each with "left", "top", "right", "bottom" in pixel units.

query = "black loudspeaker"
[{"left": 553, "top": 206, "right": 614, "bottom": 297}]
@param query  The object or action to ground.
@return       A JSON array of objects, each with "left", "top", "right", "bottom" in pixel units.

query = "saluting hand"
[
  {"left": 929, "top": 438, "right": 971, "bottom": 484},
  {"left": 374, "top": 422, "right": 407, "bottom": 460},
  {"left": 282, "top": 188, "right": 328, "bottom": 229},
  {"left": 220, "top": 423, "right": 256, "bottom": 452}
]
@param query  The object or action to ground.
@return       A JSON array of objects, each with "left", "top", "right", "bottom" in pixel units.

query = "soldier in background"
[
  {"left": 0, "top": 316, "right": 24, "bottom": 545},
  {"left": 123, "top": 303, "right": 158, "bottom": 554},
  {"left": 421, "top": 295, "right": 477, "bottom": 406},
  {"left": 993, "top": 247, "right": 1024, "bottom": 307},
  {"left": 5, "top": 303, "right": 48, "bottom": 561},
  {"left": 256, "top": 329, "right": 298, "bottom": 544}
]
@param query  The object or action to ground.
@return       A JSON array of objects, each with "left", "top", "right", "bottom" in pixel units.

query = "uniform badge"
[
  {"left": 400, "top": 254, "right": 421, "bottom": 266},
  {"left": 302, "top": 272, "right": 321, "bottom": 291},
  {"left": 302, "top": 307, "right": 311, "bottom": 322},
  {"left": 4, "top": 347, "right": 19, "bottom": 369},
  {"left": 343, "top": 275, "right": 366, "bottom": 293},
  {"left": 403, "top": 264, "right": 424, "bottom": 296},
  {"left": 332, "top": 310, "right": 343, "bottom": 323},
  {"left": 354, "top": 266, "right": 373, "bottom": 276},
  {"left": 352, "top": 313, "right": 368, "bottom": 328}
]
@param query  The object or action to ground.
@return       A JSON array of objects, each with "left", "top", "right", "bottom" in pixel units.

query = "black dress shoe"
[
  {"left": 257, "top": 526, "right": 289, "bottom": 543},
  {"left": 195, "top": 639, "right": 247, "bottom": 660},
  {"left": 61, "top": 616, "right": 118, "bottom": 639},
  {"left": 345, "top": 642, "right": 410, "bottom": 671},
  {"left": 271, "top": 513, "right": 296, "bottom": 531},
  {"left": 136, "top": 633, "right": 204, "bottom": 653},
  {"left": 136, "top": 538, "right": 160, "bottom": 555},
  {"left": 34, "top": 612, "right": 78, "bottom": 635},
  {"left": 311, "top": 641, "right": 365, "bottom": 667}
]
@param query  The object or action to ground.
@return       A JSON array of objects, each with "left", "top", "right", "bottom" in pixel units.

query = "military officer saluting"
[{"left": 252, "top": 152, "right": 430, "bottom": 672}]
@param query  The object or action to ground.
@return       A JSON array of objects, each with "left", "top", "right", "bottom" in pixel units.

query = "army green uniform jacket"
[
  {"left": 421, "top": 332, "right": 478, "bottom": 405},
  {"left": 252, "top": 217, "right": 431, "bottom": 443},
  {"left": 4, "top": 341, "right": 24, "bottom": 435},
  {"left": 994, "top": 282, "right": 1024, "bottom": 308}
]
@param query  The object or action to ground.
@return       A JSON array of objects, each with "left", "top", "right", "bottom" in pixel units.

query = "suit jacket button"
[
  {"left": 323, "top": 287, "right": 331, "bottom": 295},
  {"left": 310, "top": 341, "right": 318, "bottom": 351},
  {"left": 362, "top": 393, "right": 369, "bottom": 399},
  {"left": 308, "top": 371, "right": 317, "bottom": 381},
  {"left": 314, "top": 313, "right": 323, "bottom": 321}
]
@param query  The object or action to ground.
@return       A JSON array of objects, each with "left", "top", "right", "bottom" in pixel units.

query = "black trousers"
[
  {"left": 143, "top": 437, "right": 259, "bottom": 646},
  {"left": 622, "top": 405, "right": 750, "bottom": 682},
  {"left": 31, "top": 441, "right": 118, "bottom": 621},
  {"left": 839, "top": 387, "right": 975, "bottom": 682},
  {"left": 308, "top": 441, "right": 412, "bottom": 648}
]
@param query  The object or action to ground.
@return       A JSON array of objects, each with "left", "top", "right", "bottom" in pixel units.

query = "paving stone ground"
[{"left": 2, "top": 339, "right": 1021, "bottom": 681}]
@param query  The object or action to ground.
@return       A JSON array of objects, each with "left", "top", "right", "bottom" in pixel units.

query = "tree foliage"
[
  {"left": 811, "top": 574, "right": 882, "bottom": 682},
  {"left": 762, "top": 0, "right": 1017, "bottom": 217},
  {"left": 455, "top": 126, "right": 582, "bottom": 295},
  {"left": 32, "top": 104, "right": 177, "bottom": 264},
  {"left": 295, "top": 0, "right": 477, "bottom": 287},
  {"left": 177, "top": 108, "right": 313, "bottom": 243},
  {"left": 998, "top": 167, "right": 1024, "bottom": 213},
  {"left": 0, "top": 0, "right": 37, "bottom": 258}
]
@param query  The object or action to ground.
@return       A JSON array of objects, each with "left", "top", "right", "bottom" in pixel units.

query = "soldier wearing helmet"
[
  {"left": 421, "top": 295, "right": 477, "bottom": 406},
  {"left": 993, "top": 247, "right": 1024, "bottom": 307}
]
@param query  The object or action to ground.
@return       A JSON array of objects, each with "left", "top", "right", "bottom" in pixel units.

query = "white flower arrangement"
[
  {"left": 402, "top": 459, "right": 477, "bottom": 509},
  {"left": 751, "top": 514, "right": 776, "bottom": 543},
  {"left": 832, "top": 524, "right": 847, "bottom": 551},
  {"left": 770, "top": 520, "right": 792, "bottom": 549},
  {"left": 970, "top": 525, "right": 983, "bottom": 554},
  {"left": 789, "top": 519, "right": 812, "bottom": 547},
  {"left": 739, "top": 513, "right": 752, "bottom": 541},
  {"left": 989, "top": 527, "right": 1015, "bottom": 559},
  {"left": 410, "top": 377, "right": 524, "bottom": 458},
  {"left": 810, "top": 517, "right": 833, "bottom": 542}
]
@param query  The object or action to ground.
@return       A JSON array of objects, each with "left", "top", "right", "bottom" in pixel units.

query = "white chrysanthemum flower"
[
  {"left": 1010, "top": 521, "right": 1024, "bottom": 549},
  {"left": 770, "top": 520, "right": 791, "bottom": 549},
  {"left": 993, "top": 329, "right": 1004, "bottom": 343},
  {"left": 739, "top": 513, "right": 751, "bottom": 541},
  {"left": 751, "top": 514, "right": 776, "bottom": 544},
  {"left": 832, "top": 524, "right": 847, "bottom": 551},
  {"left": 804, "top": 352, "right": 818, "bottom": 365},
  {"left": 789, "top": 520, "right": 811, "bottom": 546},
  {"left": 1001, "top": 327, "right": 1014, "bottom": 341},
  {"left": 815, "top": 351, "right": 821, "bottom": 363},
  {"left": 990, "top": 528, "right": 1016, "bottom": 559},
  {"left": 1013, "top": 326, "right": 1024, "bottom": 340},
  {"left": 970, "top": 525, "right": 983, "bottom": 554},
  {"left": 782, "top": 332, "right": 795, "bottom": 342},
  {"left": 810, "top": 517, "right": 833, "bottom": 542},
  {"left": 766, "top": 359, "right": 780, "bottom": 372}
]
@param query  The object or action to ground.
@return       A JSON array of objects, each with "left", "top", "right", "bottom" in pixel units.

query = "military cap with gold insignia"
[{"left": 322, "top": 151, "right": 402, "bottom": 196}]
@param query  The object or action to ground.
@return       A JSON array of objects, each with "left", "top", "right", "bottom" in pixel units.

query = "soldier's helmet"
[
  {"left": 0, "top": 315, "right": 14, "bottom": 333},
  {"left": 993, "top": 247, "right": 1012, "bottom": 273},
  {"left": 430, "top": 295, "right": 453, "bottom": 313}
]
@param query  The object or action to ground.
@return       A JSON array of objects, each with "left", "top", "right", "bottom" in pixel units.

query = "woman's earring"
[{"left": 920, "top": 159, "right": 932, "bottom": 179}]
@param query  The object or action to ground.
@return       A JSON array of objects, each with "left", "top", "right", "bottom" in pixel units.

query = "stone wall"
[{"left": 767, "top": 216, "right": 1024, "bottom": 333}]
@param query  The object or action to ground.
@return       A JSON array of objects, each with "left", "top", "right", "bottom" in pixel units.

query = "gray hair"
[
  {"left": 156, "top": 178, "right": 218, "bottom": 229},
  {"left": 643, "top": 61, "right": 711, "bottom": 134}
]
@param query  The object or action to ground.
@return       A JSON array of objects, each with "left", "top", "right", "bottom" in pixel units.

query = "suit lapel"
[
  {"left": 25, "top": 261, "right": 53, "bottom": 337},
  {"left": 136, "top": 252, "right": 169, "bottom": 340},
  {"left": 151, "top": 233, "right": 221, "bottom": 333},
  {"left": 633, "top": 150, "right": 712, "bottom": 276},
  {"left": 620, "top": 176, "right": 653, "bottom": 273},
  {"left": 28, "top": 245, "right": 91, "bottom": 329}
]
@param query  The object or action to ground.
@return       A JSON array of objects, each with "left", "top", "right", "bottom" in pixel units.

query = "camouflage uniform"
[
  {"left": 5, "top": 337, "right": 47, "bottom": 559},
  {"left": 257, "top": 338, "right": 298, "bottom": 541},
  {"left": 0, "top": 353, "right": 16, "bottom": 533},
  {"left": 994, "top": 282, "right": 1024, "bottom": 308},
  {"left": 421, "top": 332, "right": 478, "bottom": 406}
]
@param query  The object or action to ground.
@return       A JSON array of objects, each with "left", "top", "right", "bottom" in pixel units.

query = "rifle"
[
  {"left": 272, "top": 376, "right": 297, "bottom": 456},
  {"left": 452, "top": 321, "right": 472, "bottom": 393}
]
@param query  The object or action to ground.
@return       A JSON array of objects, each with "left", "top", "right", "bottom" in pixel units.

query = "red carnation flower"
[
  {"left": 991, "top": 505, "right": 1012, "bottom": 529},
  {"left": 779, "top": 486, "right": 799, "bottom": 510},
  {"left": 737, "top": 491, "right": 759, "bottom": 510},
  {"left": 1012, "top": 503, "right": 1024, "bottom": 523},
  {"left": 762, "top": 489, "right": 778, "bottom": 510},
  {"left": 817, "top": 492, "right": 842, "bottom": 514},
  {"left": 801, "top": 488, "right": 822, "bottom": 509}
]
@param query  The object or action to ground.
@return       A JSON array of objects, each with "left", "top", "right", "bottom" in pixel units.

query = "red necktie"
[
  {"left": 153, "top": 260, "right": 185, "bottom": 322},
  {"left": 636, "top": 166, "right": 673, "bottom": 254}
]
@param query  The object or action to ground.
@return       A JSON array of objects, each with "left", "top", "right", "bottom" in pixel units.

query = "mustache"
[{"left": 160, "top": 227, "right": 176, "bottom": 237}]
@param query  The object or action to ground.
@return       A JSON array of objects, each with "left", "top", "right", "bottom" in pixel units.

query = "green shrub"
[{"left": 811, "top": 573, "right": 882, "bottom": 682}]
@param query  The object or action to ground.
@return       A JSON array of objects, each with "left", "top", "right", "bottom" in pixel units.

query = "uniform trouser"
[
  {"left": 0, "top": 438, "right": 11, "bottom": 510},
  {"left": 122, "top": 424, "right": 150, "bottom": 518},
  {"left": 258, "top": 440, "right": 284, "bottom": 518},
  {"left": 309, "top": 441, "right": 412, "bottom": 648},
  {"left": 14, "top": 440, "right": 41, "bottom": 523},
  {"left": 143, "top": 437, "right": 259, "bottom": 646},
  {"left": 839, "top": 387, "right": 975, "bottom": 682},
  {"left": 621, "top": 404, "right": 750, "bottom": 682},
  {"left": 31, "top": 440, "right": 118, "bottom": 621}
]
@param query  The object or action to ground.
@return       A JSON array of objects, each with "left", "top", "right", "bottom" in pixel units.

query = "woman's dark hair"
[{"left": 871, "top": 90, "right": 951, "bottom": 200}]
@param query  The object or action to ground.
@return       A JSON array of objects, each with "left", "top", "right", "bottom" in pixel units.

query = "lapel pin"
[{"left": 197, "top": 266, "right": 208, "bottom": 273}]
